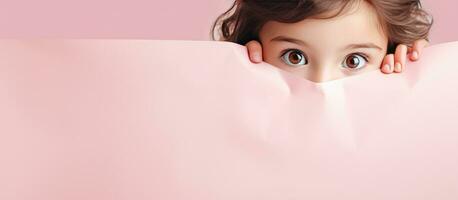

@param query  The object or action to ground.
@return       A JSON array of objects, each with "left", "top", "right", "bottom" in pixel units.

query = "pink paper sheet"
[{"left": 0, "top": 39, "right": 457, "bottom": 199}]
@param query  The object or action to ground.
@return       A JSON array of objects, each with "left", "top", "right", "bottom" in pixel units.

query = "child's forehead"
[
  {"left": 261, "top": 1, "right": 386, "bottom": 45},
  {"left": 305, "top": 3, "right": 381, "bottom": 34},
  {"left": 298, "top": 1, "right": 379, "bottom": 29}
]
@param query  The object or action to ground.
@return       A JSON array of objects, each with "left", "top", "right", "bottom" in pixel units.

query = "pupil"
[
  {"left": 347, "top": 56, "right": 360, "bottom": 68},
  {"left": 289, "top": 52, "right": 302, "bottom": 64}
]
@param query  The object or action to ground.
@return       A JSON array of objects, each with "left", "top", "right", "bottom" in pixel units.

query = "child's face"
[{"left": 258, "top": 1, "right": 388, "bottom": 83}]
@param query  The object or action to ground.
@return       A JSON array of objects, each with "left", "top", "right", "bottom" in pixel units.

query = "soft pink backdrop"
[{"left": 0, "top": 0, "right": 456, "bottom": 44}]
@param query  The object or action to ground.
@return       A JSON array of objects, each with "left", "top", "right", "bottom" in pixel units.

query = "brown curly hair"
[{"left": 210, "top": 0, "right": 433, "bottom": 54}]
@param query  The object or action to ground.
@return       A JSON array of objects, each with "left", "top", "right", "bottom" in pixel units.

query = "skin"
[{"left": 245, "top": 1, "right": 429, "bottom": 83}]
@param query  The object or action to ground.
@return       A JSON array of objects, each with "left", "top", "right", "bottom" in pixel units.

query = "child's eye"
[
  {"left": 342, "top": 53, "right": 368, "bottom": 71},
  {"left": 280, "top": 49, "right": 308, "bottom": 67}
]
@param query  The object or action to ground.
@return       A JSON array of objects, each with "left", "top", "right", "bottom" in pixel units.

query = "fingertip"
[
  {"left": 394, "top": 62, "right": 402, "bottom": 73},
  {"left": 384, "top": 54, "right": 395, "bottom": 74},
  {"left": 381, "top": 64, "right": 391, "bottom": 74},
  {"left": 411, "top": 51, "right": 419, "bottom": 61},
  {"left": 408, "top": 55, "right": 415, "bottom": 62},
  {"left": 251, "top": 53, "right": 261, "bottom": 63},
  {"left": 400, "top": 63, "right": 404, "bottom": 73}
]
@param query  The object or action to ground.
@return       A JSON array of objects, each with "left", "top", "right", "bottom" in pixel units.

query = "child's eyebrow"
[
  {"left": 271, "top": 36, "right": 308, "bottom": 46},
  {"left": 271, "top": 35, "right": 383, "bottom": 51},
  {"left": 343, "top": 43, "right": 383, "bottom": 51}
]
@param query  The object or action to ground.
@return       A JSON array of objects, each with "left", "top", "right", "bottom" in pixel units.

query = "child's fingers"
[
  {"left": 246, "top": 40, "right": 263, "bottom": 63},
  {"left": 409, "top": 39, "right": 429, "bottom": 61},
  {"left": 394, "top": 44, "right": 408, "bottom": 73},
  {"left": 381, "top": 54, "right": 395, "bottom": 74}
]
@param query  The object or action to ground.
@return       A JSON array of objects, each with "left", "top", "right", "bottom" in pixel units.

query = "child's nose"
[{"left": 309, "top": 66, "right": 334, "bottom": 83}]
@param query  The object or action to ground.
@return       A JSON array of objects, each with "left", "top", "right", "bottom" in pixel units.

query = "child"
[{"left": 211, "top": 0, "right": 433, "bottom": 82}]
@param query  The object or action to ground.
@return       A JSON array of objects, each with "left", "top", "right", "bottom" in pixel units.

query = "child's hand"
[
  {"left": 245, "top": 40, "right": 264, "bottom": 63},
  {"left": 381, "top": 39, "right": 429, "bottom": 74}
]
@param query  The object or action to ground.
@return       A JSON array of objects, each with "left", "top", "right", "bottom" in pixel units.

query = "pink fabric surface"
[{"left": 0, "top": 39, "right": 457, "bottom": 199}]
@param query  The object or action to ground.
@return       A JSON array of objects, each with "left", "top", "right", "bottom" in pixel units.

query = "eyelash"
[
  {"left": 279, "top": 48, "right": 370, "bottom": 68},
  {"left": 351, "top": 52, "right": 370, "bottom": 62},
  {"left": 280, "top": 48, "right": 306, "bottom": 61}
]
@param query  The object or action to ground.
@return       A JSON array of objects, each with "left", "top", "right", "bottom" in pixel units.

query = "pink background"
[{"left": 0, "top": 0, "right": 456, "bottom": 44}]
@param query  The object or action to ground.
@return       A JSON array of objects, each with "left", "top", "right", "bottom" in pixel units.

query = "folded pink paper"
[{"left": 0, "top": 39, "right": 457, "bottom": 199}]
